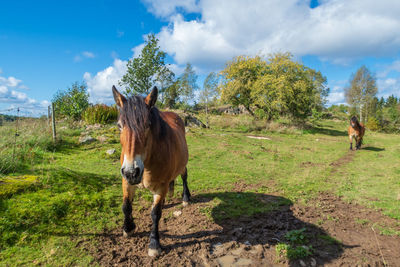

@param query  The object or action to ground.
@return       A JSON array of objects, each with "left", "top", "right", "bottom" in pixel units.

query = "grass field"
[{"left": 0, "top": 115, "right": 399, "bottom": 265}]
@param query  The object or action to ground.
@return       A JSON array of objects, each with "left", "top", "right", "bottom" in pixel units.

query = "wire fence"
[{"left": 0, "top": 106, "right": 55, "bottom": 176}]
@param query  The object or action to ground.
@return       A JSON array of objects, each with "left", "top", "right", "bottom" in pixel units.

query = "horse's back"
[
  {"left": 160, "top": 111, "right": 188, "bottom": 173},
  {"left": 160, "top": 111, "right": 186, "bottom": 134}
]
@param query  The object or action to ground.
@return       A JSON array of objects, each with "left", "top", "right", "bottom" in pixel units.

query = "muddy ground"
[{"left": 87, "top": 188, "right": 400, "bottom": 267}]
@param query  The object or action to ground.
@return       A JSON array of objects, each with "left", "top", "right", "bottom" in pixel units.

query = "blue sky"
[{"left": 1, "top": 0, "right": 400, "bottom": 116}]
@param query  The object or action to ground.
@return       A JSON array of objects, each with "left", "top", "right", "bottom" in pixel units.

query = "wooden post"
[
  {"left": 51, "top": 103, "right": 56, "bottom": 142},
  {"left": 48, "top": 105, "right": 51, "bottom": 126}
]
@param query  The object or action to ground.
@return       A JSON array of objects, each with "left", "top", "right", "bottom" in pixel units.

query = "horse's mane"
[
  {"left": 350, "top": 116, "right": 361, "bottom": 128},
  {"left": 120, "top": 95, "right": 167, "bottom": 143}
]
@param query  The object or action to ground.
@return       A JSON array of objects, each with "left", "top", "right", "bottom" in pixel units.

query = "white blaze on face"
[
  {"left": 133, "top": 155, "right": 144, "bottom": 175},
  {"left": 121, "top": 154, "right": 144, "bottom": 175}
]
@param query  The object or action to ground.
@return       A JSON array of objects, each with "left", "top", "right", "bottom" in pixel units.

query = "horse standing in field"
[
  {"left": 112, "top": 85, "right": 191, "bottom": 257},
  {"left": 348, "top": 116, "right": 365, "bottom": 150}
]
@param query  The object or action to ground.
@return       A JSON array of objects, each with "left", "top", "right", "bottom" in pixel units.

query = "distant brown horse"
[
  {"left": 112, "top": 85, "right": 190, "bottom": 257},
  {"left": 348, "top": 116, "right": 365, "bottom": 150}
]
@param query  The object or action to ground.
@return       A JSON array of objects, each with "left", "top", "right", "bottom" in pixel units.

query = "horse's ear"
[
  {"left": 145, "top": 86, "right": 158, "bottom": 108},
  {"left": 112, "top": 85, "right": 126, "bottom": 108}
]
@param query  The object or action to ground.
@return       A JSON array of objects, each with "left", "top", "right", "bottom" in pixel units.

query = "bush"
[
  {"left": 83, "top": 104, "right": 118, "bottom": 125},
  {"left": 52, "top": 82, "right": 89, "bottom": 121},
  {"left": 366, "top": 117, "right": 381, "bottom": 131}
]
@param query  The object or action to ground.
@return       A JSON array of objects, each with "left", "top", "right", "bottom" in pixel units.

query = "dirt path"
[{"left": 88, "top": 190, "right": 400, "bottom": 266}]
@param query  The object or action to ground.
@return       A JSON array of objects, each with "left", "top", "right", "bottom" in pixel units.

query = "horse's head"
[
  {"left": 350, "top": 116, "right": 359, "bottom": 128},
  {"left": 112, "top": 85, "right": 158, "bottom": 185}
]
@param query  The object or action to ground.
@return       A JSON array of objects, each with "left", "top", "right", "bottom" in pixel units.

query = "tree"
[
  {"left": 52, "top": 82, "right": 89, "bottom": 120},
  {"left": 120, "top": 34, "right": 168, "bottom": 95},
  {"left": 220, "top": 53, "right": 328, "bottom": 120},
  {"left": 156, "top": 66, "right": 175, "bottom": 105},
  {"left": 163, "top": 79, "right": 182, "bottom": 108},
  {"left": 344, "top": 65, "right": 377, "bottom": 123},
  {"left": 179, "top": 63, "right": 198, "bottom": 105},
  {"left": 220, "top": 55, "right": 267, "bottom": 115},
  {"left": 200, "top": 72, "right": 219, "bottom": 108}
]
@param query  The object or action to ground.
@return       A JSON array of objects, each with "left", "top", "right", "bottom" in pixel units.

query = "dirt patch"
[
  {"left": 329, "top": 150, "right": 355, "bottom": 173},
  {"left": 300, "top": 161, "right": 324, "bottom": 168},
  {"left": 87, "top": 189, "right": 400, "bottom": 266}
]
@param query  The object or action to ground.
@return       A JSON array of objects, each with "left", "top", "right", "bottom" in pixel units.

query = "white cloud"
[
  {"left": 0, "top": 76, "right": 22, "bottom": 87},
  {"left": 377, "top": 77, "right": 400, "bottom": 98},
  {"left": 141, "top": 0, "right": 200, "bottom": 18},
  {"left": 0, "top": 74, "right": 49, "bottom": 116},
  {"left": 377, "top": 60, "right": 400, "bottom": 78},
  {"left": 146, "top": 0, "right": 400, "bottom": 71},
  {"left": 131, "top": 43, "right": 146, "bottom": 58},
  {"left": 74, "top": 51, "right": 96, "bottom": 62},
  {"left": 82, "top": 51, "right": 95, "bottom": 58},
  {"left": 83, "top": 59, "right": 128, "bottom": 103},
  {"left": 327, "top": 85, "right": 346, "bottom": 105}
]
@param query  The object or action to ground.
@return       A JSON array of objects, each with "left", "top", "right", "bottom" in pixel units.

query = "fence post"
[
  {"left": 51, "top": 103, "right": 56, "bottom": 142},
  {"left": 48, "top": 105, "right": 51, "bottom": 126}
]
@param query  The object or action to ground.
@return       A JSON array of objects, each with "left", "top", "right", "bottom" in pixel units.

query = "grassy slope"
[{"left": 0, "top": 116, "right": 399, "bottom": 265}]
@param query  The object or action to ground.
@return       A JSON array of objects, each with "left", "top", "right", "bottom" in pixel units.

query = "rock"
[
  {"left": 244, "top": 241, "right": 251, "bottom": 246},
  {"left": 106, "top": 149, "right": 116, "bottom": 155},
  {"left": 173, "top": 210, "right": 182, "bottom": 217},
  {"left": 97, "top": 135, "right": 107, "bottom": 143},
  {"left": 310, "top": 258, "right": 317, "bottom": 267},
  {"left": 79, "top": 135, "right": 95, "bottom": 144},
  {"left": 299, "top": 260, "right": 306, "bottom": 267},
  {"left": 183, "top": 114, "right": 207, "bottom": 128}
]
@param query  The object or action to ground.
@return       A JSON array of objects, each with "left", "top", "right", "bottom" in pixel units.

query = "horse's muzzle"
[{"left": 121, "top": 166, "right": 142, "bottom": 185}]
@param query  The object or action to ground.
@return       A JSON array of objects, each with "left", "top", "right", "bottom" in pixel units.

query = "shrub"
[
  {"left": 366, "top": 117, "right": 380, "bottom": 131},
  {"left": 83, "top": 104, "right": 118, "bottom": 125},
  {"left": 52, "top": 82, "right": 89, "bottom": 121}
]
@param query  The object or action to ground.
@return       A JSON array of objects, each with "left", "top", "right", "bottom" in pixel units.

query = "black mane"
[
  {"left": 350, "top": 116, "right": 360, "bottom": 128},
  {"left": 119, "top": 95, "right": 167, "bottom": 143}
]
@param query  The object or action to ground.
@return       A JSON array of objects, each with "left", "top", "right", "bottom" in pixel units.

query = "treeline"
[
  {"left": 52, "top": 33, "right": 398, "bottom": 132},
  {"left": 119, "top": 34, "right": 328, "bottom": 121}
]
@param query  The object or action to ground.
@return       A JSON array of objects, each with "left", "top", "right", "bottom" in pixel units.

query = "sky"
[{"left": 1, "top": 0, "right": 400, "bottom": 117}]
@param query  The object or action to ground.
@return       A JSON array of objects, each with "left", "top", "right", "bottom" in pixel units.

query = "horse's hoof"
[
  {"left": 148, "top": 247, "right": 161, "bottom": 257},
  {"left": 123, "top": 229, "right": 134, "bottom": 237},
  {"left": 182, "top": 201, "right": 189, "bottom": 207}
]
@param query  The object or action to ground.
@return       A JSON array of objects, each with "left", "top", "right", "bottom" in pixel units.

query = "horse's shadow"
[
  {"left": 160, "top": 192, "right": 347, "bottom": 266},
  {"left": 362, "top": 146, "right": 385, "bottom": 152}
]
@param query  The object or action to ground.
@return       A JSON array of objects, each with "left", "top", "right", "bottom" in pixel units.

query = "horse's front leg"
[
  {"left": 355, "top": 136, "right": 360, "bottom": 150},
  {"left": 122, "top": 178, "right": 136, "bottom": 237},
  {"left": 148, "top": 189, "right": 167, "bottom": 257},
  {"left": 349, "top": 135, "right": 353, "bottom": 150}
]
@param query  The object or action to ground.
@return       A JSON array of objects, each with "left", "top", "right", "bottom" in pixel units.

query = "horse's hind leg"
[
  {"left": 181, "top": 167, "right": 191, "bottom": 207},
  {"left": 122, "top": 178, "right": 136, "bottom": 237},
  {"left": 168, "top": 180, "right": 175, "bottom": 199},
  {"left": 148, "top": 189, "right": 167, "bottom": 257}
]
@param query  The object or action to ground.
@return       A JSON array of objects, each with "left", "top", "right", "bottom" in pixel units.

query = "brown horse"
[
  {"left": 112, "top": 85, "right": 191, "bottom": 257},
  {"left": 348, "top": 116, "right": 365, "bottom": 150}
]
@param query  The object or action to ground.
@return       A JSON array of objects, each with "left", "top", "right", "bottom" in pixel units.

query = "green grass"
[{"left": 1, "top": 115, "right": 400, "bottom": 265}]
